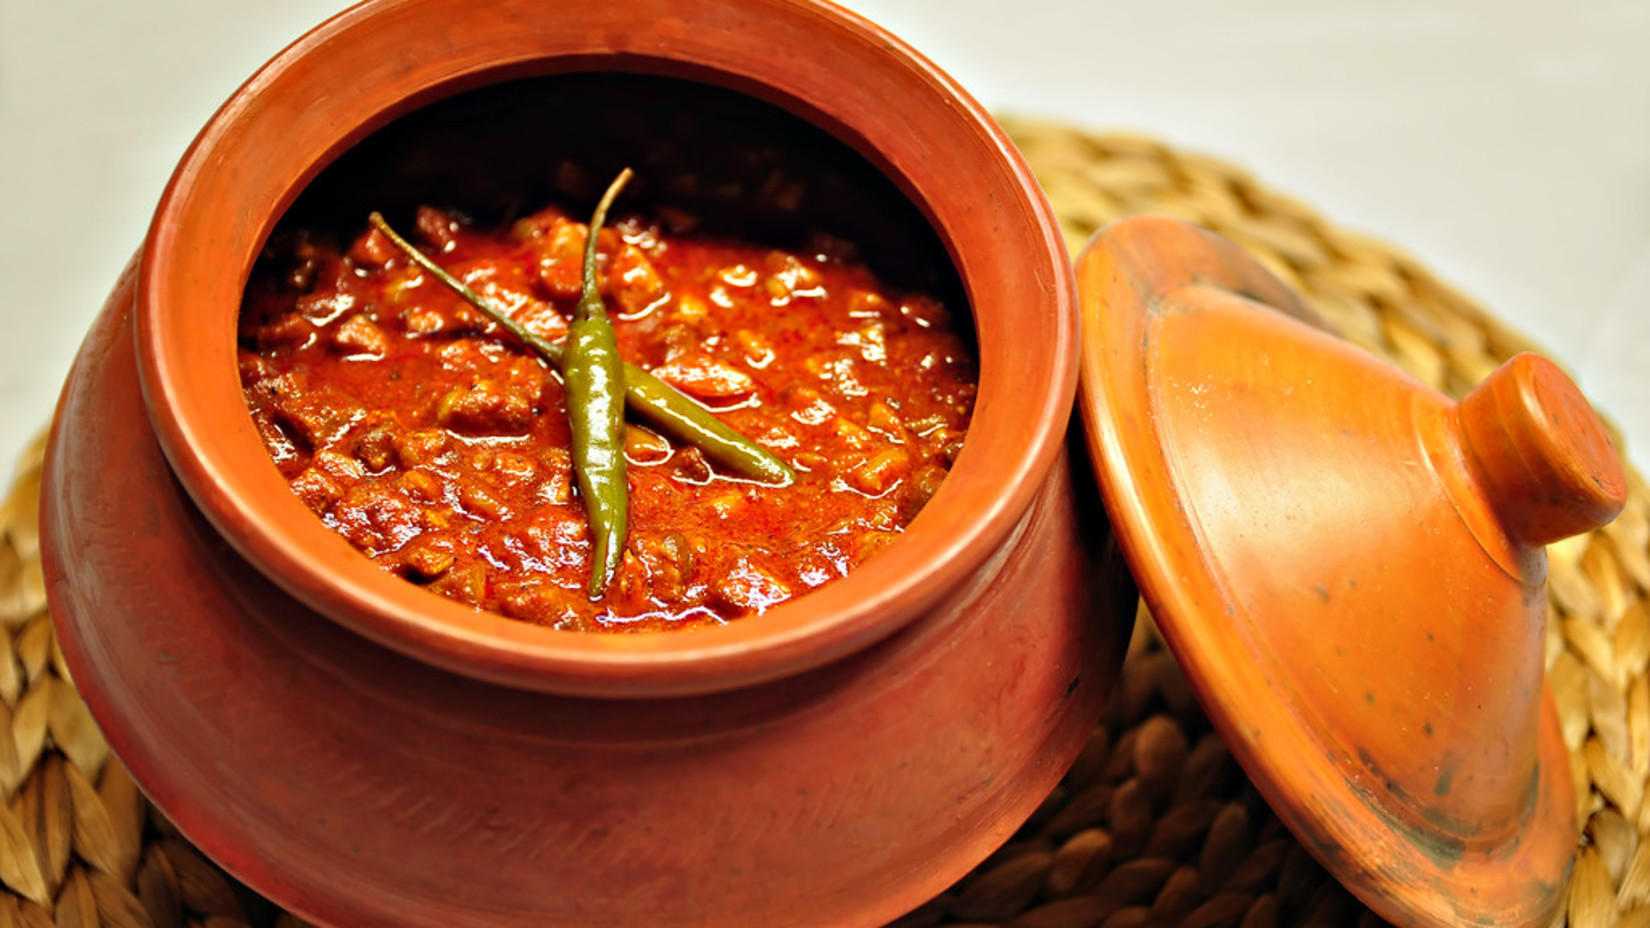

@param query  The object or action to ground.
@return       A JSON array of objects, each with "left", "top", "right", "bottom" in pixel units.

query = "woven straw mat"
[{"left": 0, "top": 120, "right": 1643, "bottom": 928}]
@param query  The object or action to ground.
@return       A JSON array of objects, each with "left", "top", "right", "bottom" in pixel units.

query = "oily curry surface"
[{"left": 239, "top": 205, "right": 976, "bottom": 631}]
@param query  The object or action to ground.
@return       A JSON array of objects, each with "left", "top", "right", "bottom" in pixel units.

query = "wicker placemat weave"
[{"left": 0, "top": 120, "right": 1643, "bottom": 928}]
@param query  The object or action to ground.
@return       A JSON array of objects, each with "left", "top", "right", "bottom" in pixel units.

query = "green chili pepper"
[
  {"left": 616, "top": 366, "right": 794, "bottom": 486},
  {"left": 368, "top": 212, "right": 795, "bottom": 487},
  {"left": 563, "top": 169, "right": 633, "bottom": 598}
]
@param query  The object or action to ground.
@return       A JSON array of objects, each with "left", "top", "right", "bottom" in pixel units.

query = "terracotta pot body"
[
  {"left": 40, "top": 1, "right": 1134, "bottom": 926},
  {"left": 46, "top": 274, "right": 1130, "bottom": 926}
]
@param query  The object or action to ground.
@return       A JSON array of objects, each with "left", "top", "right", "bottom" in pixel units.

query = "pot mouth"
[{"left": 134, "top": 0, "right": 1076, "bottom": 697}]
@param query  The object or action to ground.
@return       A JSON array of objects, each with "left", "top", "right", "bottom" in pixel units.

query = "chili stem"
[
  {"left": 368, "top": 212, "right": 565, "bottom": 362},
  {"left": 367, "top": 213, "right": 795, "bottom": 487}
]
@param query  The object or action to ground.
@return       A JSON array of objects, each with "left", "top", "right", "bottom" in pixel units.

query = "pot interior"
[
  {"left": 273, "top": 73, "right": 967, "bottom": 316},
  {"left": 232, "top": 70, "right": 993, "bottom": 669}
]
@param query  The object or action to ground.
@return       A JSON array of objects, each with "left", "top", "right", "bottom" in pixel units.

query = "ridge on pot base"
[
  {"left": 1076, "top": 215, "right": 1627, "bottom": 928},
  {"left": 39, "top": 1, "right": 1133, "bottom": 926}
]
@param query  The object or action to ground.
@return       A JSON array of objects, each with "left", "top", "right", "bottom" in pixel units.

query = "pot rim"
[{"left": 133, "top": 0, "right": 1077, "bottom": 697}]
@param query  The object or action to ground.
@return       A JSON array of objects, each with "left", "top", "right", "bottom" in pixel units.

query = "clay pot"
[
  {"left": 40, "top": 1, "right": 1134, "bottom": 927},
  {"left": 1075, "top": 217, "right": 1626, "bottom": 928}
]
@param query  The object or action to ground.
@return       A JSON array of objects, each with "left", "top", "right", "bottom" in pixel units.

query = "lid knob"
[{"left": 1457, "top": 353, "right": 1628, "bottom": 546}]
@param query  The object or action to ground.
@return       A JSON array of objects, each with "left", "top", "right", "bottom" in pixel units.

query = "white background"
[{"left": 2, "top": 0, "right": 1647, "bottom": 475}]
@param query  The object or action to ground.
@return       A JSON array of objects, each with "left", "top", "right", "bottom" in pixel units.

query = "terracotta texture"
[
  {"left": 40, "top": 1, "right": 1135, "bottom": 926},
  {"left": 1076, "top": 216, "right": 1627, "bottom": 928}
]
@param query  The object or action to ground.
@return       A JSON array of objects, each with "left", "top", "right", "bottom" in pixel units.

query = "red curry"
[{"left": 239, "top": 204, "right": 976, "bottom": 631}]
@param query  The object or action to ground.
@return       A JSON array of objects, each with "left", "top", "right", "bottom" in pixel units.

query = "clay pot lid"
[{"left": 1074, "top": 216, "right": 1627, "bottom": 928}]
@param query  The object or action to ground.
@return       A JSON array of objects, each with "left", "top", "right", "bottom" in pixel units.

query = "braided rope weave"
[{"left": 0, "top": 121, "right": 1642, "bottom": 928}]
